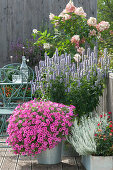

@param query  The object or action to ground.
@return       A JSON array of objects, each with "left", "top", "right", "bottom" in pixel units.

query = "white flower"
[
  {"left": 59, "top": 9, "right": 71, "bottom": 21},
  {"left": 87, "top": 17, "right": 97, "bottom": 27},
  {"left": 77, "top": 47, "right": 85, "bottom": 54},
  {"left": 64, "top": 14, "right": 71, "bottom": 20},
  {"left": 33, "top": 29, "right": 38, "bottom": 34},
  {"left": 43, "top": 43, "right": 51, "bottom": 49},
  {"left": 73, "top": 54, "right": 81, "bottom": 62},
  {"left": 26, "top": 59, "right": 29, "bottom": 62},
  {"left": 62, "top": 9, "right": 68, "bottom": 14},
  {"left": 49, "top": 13, "right": 55, "bottom": 20},
  {"left": 59, "top": 9, "right": 68, "bottom": 16},
  {"left": 59, "top": 12, "right": 64, "bottom": 18},
  {"left": 74, "top": 7, "right": 87, "bottom": 17}
]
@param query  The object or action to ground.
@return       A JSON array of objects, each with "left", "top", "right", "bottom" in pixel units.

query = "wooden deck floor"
[
  {"left": 0, "top": 137, "right": 85, "bottom": 170},
  {"left": 0, "top": 147, "right": 86, "bottom": 170}
]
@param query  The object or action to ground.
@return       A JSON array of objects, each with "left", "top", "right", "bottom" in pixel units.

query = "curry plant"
[{"left": 68, "top": 112, "right": 113, "bottom": 156}]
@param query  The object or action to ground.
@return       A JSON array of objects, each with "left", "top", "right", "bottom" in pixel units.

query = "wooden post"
[{"left": 107, "top": 73, "right": 113, "bottom": 121}]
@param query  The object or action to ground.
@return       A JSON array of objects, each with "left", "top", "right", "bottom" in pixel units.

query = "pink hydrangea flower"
[
  {"left": 77, "top": 47, "right": 85, "bottom": 54},
  {"left": 87, "top": 17, "right": 97, "bottom": 27},
  {"left": 59, "top": 9, "right": 71, "bottom": 21},
  {"left": 96, "top": 21, "right": 110, "bottom": 32},
  {"left": 71, "top": 35, "right": 80, "bottom": 44},
  {"left": 89, "top": 29, "right": 97, "bottom": 36},
  {"left": 74, "top": 7, "right": 86, "bottom": 17},
  {"left": 65, "top": 1, "right": 76, "bottom": 13}
]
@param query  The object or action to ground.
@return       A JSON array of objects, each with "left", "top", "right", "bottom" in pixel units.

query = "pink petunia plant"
[{"left": 6, "top": 100, "right": 75, "bottom": 156}]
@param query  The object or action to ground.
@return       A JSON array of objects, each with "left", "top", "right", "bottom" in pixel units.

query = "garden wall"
[{"left": 0, "top": 0, "right": 97, "bottom": 67}]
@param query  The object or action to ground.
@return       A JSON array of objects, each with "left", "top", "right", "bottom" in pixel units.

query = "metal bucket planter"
[
  {"left": 81, "top": 155, "right": 113, "bottom": 170},
  {"left": 37, "top": 142, "right": 62, "bottom": 164}
]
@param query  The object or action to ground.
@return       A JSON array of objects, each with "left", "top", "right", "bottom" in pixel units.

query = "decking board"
[
  {"left": 0, "top": 148, "right": 18, "bottom": 170},
  {"left": 0, "top": 147, "right": 86, "bottom": 170},
  {"left": 16, "top": 155, "right": 31, "bottom": 170},
  {"left": 0, "top": 148, "right": 7, "bottom": 169}
]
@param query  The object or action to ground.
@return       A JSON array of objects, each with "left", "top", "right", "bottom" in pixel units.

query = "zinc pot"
[
  {"left": 37, "top": 142, "right": 62, "bottom": 164},
  {"left": 81, "top": 155, "right": 113, "bottom": 170}
]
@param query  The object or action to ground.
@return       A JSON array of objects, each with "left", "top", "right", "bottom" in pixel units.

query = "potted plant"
[
  {"left": 6, "top": 99, "right": 75, "bottom": 164},
  {"left": 68, "top": 112, "right": 113, "bottom": 170}
]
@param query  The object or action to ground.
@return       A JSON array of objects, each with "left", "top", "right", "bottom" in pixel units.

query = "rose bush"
[{"left": 6, "top": 100, "right": 75, "bottom": 156}]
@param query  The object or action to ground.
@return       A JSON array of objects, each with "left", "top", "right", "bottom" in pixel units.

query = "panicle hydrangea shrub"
[
  {"left": 33, "top": 0, "right": 110, "bottom": 59},
  {"left": 6, "top": 100, "right": 75, "bottom": 156}
]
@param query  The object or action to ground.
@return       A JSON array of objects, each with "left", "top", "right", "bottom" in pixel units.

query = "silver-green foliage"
[{"left": 68, "top": 113, "right": 108, "bottom": 155}]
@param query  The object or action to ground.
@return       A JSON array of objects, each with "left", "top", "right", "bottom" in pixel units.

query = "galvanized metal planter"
[
  {"left": 37, "top": 142, "right": 62, "bottom": 164},
  {"left": 81, "top": 155, "right": 113, "bottom": 170}
]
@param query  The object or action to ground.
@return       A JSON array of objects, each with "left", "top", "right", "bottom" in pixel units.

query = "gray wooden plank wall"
[
  {"left": 0, "top": 0, "right": 97, "bottom": 67},
  {"left": 95, "top": 74, "right": 113, "bottom": 121}
]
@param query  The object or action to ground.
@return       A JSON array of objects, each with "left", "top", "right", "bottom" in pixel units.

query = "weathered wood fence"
[
  {"left": 0, "top": 0, "right": 97, "bottom": 67},
  {"left": 97, "top": 73, "right": 113, "bottom": 120}
]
